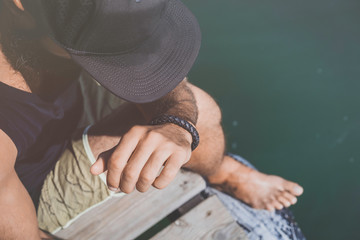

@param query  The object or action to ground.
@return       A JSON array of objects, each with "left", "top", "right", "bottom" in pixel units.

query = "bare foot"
[{"left": 207, "top": 155, "right": 304, "bottom": 211}]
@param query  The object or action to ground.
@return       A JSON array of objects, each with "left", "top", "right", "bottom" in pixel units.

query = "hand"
[{"left": 90, "top": 124, "right": 192, "bottom": 193}]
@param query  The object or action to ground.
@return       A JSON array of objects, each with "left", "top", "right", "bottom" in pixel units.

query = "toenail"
[{"left": 294, "top": 186, "right": 303, "bottom": 195}]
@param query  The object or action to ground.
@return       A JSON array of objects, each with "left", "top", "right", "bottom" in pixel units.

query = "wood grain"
[
  {"left": 55, "top": 170, "right": 206, "bottom": 240},
  {"left": 151, "top": 195, "right": 248, "bottom": 240}
]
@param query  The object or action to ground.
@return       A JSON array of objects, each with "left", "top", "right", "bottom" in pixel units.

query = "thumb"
[{"left": 90, "top": 147, "right": 115, "bottom": 175}]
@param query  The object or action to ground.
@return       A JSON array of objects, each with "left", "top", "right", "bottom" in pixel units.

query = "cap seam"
[
  {"left": 75, "top": 1, "right": 103, "bottom": 51},
  {"left": 64, "top": 0, "right": 170, "bottom": 56}
]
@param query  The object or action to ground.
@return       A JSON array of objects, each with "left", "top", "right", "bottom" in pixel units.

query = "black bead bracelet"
[{"left": 150, "top": 114, "right": 200, "bottom": 151}]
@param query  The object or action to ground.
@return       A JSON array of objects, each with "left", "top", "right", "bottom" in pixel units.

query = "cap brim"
[{"left": 68, "top": 0, "right": 201, "bottom": 103}]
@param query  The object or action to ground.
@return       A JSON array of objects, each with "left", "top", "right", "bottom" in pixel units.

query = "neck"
[
  {"left": 0, "top": 6, "right": 81, "bottom": 101},
  {"left": 0, "top": 48, "right": 81, "bottom": 101},
  {"left": 0, "top": 49, "right": 32, "bottom": 93}
]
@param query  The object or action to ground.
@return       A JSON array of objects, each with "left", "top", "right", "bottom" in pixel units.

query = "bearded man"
[{"left": 0, "top": 0, "right": 304, "bottom": 239}]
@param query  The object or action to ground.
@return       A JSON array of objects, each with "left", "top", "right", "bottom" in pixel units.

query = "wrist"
[
  {"left": 165, "top": 123, "right": 193, "bottom": 144},
  {"left": 150, "top": 114, "right": 200, "bottom": 151}
]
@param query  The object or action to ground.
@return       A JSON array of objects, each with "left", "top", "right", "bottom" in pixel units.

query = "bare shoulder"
[{"left": 0, "top": 130, "right": 17, "bottom": 178}]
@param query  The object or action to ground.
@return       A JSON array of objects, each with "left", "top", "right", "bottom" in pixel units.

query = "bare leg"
[
  {"left": 182, "top": 83, "right": 225, "bottom": 176},
  {"left": 184, "top": 83, "right": 304, "bottom": 211},
  {"left": 87, "top": 84, "right": 304, "bottom": 211}
]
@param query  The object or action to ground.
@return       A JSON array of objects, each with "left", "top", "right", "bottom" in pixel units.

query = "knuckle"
[
  {"left": 122, "top": 169, "right": 136, "bottom": 182},
  {"left": 130, "top": 125, "right": 144, "bottom": 134},
  {"left": 108, "top": 161, "right": 123, "bottom": 171},
  {"left": 171, "top": 153, "right": 188, "bottom": 165},
  {"left": 161, "top": 170, "right": 175, "bottom": 181},
  {"left": 163, "top": 142, "right": 175, "bottom": 149},
  {"left": 175, "top": 151, "right": 187, "bottom": 161},
  {"left": 139, "top": 173, "right": 153, "bottom": 184},
  {"left": 147, "top": 131, "right": 162, "bottom": 140},
  {"left": 154, "top": 149, "right": 171, "bottom": 160}
]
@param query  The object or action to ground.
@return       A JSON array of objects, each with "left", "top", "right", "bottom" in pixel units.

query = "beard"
[{"left": 0, "top": 10, "right": 81, "bottom": 100}]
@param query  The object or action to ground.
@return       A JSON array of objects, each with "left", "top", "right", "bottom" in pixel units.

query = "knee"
[
  {"left": 183, "top": 82, "right": 225, "bottom": 175},
  {"left": 186, "top": 82, "right": 222, "bottom": 127}
]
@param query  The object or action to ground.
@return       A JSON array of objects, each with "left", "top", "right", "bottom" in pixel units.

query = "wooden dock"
[{"left": 55, "top": 170, "right": 247, "bottom": 240}]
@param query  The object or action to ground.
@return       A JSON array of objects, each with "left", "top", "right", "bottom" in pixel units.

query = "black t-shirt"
[{"left": 0, "top": 80, "right": 83, "bottom": 207}]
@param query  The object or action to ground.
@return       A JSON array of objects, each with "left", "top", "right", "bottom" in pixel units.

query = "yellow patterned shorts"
[{"left": 37, "top": 72, "right": 126, "bottom": 234}]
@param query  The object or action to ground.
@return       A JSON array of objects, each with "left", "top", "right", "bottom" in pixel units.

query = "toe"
[
  {"left": 277, "top": 196, "right": 291, "bottom": 208},
  {"left": 283, "top": 191, "right": 297, "bottom": 205},
  {"left": 265, "top": 204, "right": 275, "bottom": 212},
  {"left": 284, "top": 181, "right": 304, "bottom": 196},
  {"left": 272, "top": 201, "right": 284, "bottom": 210}
]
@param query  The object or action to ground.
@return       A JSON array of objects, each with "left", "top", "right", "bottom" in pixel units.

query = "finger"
[
  {"left": 119, "top": 140, "right": 156, "bottom": 193},
  {"left": 90, "top": 146, "right": 116, "bottom": 175},
  {"left": 106, "top": 128, "right": 142, "bottom": 191},
  {"left": 136, "top": 150, "right": 172, "bottom": 193},
  {"left": 152, "top": 153, "right": 184, "bottom": 190}
]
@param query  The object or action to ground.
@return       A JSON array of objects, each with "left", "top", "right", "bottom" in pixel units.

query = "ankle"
[
  {"left": 206, "top": 155, "right": 235, "bottom": 184},
  {"left": 206, "top": 155, "right": 254, "bottom": 185}
]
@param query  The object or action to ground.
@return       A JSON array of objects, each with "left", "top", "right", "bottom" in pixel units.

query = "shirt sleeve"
[
  {"left": 0, "top": 99, "right": 56, "bottom": 158},
  {"left": 0, "top": 107, "right": 32, "bottom": 157}
]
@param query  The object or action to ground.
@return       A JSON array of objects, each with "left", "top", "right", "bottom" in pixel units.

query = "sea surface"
[{"left": 183, "top": 1, "right": 360, "bottom": 239}]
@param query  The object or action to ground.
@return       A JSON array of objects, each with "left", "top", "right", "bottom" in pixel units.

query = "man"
[{"left": 0, "top": 0, "right": 304, "bottom": 239}]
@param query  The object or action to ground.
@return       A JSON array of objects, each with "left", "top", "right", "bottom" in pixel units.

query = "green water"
[{"left": 183, "top": 1, "right": 360, "bottom": 239}]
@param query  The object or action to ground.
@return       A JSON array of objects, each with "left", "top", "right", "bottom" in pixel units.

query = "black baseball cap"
[{"left": 22, "top": 0, "right": 201, "bottom": 103}]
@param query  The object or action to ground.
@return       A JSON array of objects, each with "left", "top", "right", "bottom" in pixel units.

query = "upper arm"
[
  {"left": 0, "top": 130, "right": 40, "bottom": 239},
  {"left": 0, "top": 129, "right": 17, "bottom": 182}
]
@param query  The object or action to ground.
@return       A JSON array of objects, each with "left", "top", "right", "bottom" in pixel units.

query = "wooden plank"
[
  {"left": 151, "top": 196, "right": 248, "bottom": 240},
  {"left": 55, "top": 170, "right": 206, "bottom": 240}
]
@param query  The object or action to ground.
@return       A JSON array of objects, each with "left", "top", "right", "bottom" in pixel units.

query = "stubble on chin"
[{"left": 0, "top": 15, "right": 81, "bottom": 94}]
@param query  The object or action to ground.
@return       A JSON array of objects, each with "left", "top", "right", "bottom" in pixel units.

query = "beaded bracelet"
[{"left": 150, "top": 114, "right": 200, "bottom": 151}]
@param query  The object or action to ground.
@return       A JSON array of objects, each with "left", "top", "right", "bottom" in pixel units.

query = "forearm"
[
  {"left": 136, "top": 78, "right": 198, "bottom": 125},
  {"left": 0, "top": 172, "right": 40, "bottom": 240},
  {"left": 89, "top": 80, "right": 225, "bottom": 193},
  {"left": 89, "top": 78, "right": 200, "bottom": 192},
  {"left": 137, "top": 79, "right": 225, "bottom": 176},
  {"left": 88, "top": 78, "right": 198, "bottom": 158}
]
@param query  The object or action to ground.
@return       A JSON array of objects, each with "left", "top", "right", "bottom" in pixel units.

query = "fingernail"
[{"left": 108, "top": 186, "right": 120, "bottom": 192}]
